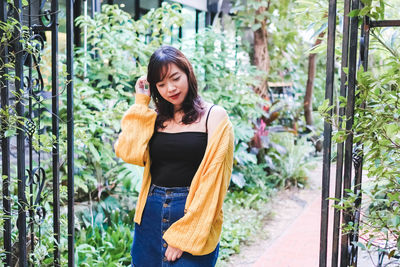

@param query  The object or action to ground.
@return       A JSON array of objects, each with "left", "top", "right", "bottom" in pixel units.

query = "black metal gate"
[
  {"left": 319, "top": 0, "right": 400, "bottom": 266},
  {"left": 0, "top": 0, "right": 74, "bottom": 266}
]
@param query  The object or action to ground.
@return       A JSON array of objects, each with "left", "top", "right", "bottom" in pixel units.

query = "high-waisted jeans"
[{"left": 131, "top": 184, "right": 219, "bottom": 267}]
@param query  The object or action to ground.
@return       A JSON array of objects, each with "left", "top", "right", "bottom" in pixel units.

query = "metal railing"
[
  {"left": 319, "top": 0, "right": 400, "bottom": 266},
  {"left": 0, "top": 0, "right": 74, "bottom": 266}
]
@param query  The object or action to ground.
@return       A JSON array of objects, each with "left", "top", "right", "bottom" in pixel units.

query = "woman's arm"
[
  {"left": 114, "top": 93, "right": 157, "bottom": 166},
  {"left": 207, "top": 105, "right": 228, "bottom": 143}
]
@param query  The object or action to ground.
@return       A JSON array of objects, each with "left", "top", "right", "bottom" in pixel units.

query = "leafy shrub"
[
  {"left": 61, "top": 3, "right": 185, "bottom": 199},
  {"left": 75, "top": 222, "right": 133, "bottom": 266},
  {"left": 218, "top": 189, "right": 272, "bottom": 261},
  {"left": 333, "top": 55, "right": 400, "bottom": 258},
  {"left": 181, "top": 19, "right": 272, "bottom": 189},
  {"left": 267, "top": 132, "right": 316, "bottom": 188}
]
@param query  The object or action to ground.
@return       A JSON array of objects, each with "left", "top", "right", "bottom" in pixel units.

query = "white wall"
[{"left": 171, "top": 0, "right": 207, "bottom": 11}]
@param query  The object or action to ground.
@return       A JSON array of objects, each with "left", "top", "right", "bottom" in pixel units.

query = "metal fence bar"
[
  {"left": 13, "top": 0, "right": 28, "bottom": 266},
  {"left": 73, "top": 0, "right": 82, "bottom": 47},
  {"left": 66, "top": 0, "right": 75, "bottom": 265},
  {"left": 350, "top": 14, "right": 370, "bottom": 267},
  {"left": 1, "top": 1, "right": 12, "bottom": 265},
  {"left": 27, "top": 0, "right": 36, "bottom": 255},
  {"left": 331, "top": 1, "right": 351, "bottom": 266},
  {"left": 134, "top": 0, "right": 139, "bottom": 20},
  {"left": 361, "top": 18, "right": 370, "bottom": 72},
  {"left": 319, "top": 0, "right": 337, "bottom": 266},
  {"left": 370, "top": 20, "right": 400, "bottom": 27},
  {"left": 51, "top": 0, "right": 61, "bottom": 264},
  {"left": 340, "top": 0, "right": 360, "bottom": 266}
]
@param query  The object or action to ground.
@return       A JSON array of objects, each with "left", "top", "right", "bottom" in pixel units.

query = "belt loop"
[{"left": 149, "top": 184, "right": 155, "bottom": 194}]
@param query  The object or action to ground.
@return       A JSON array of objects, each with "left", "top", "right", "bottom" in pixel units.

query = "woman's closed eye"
[{"left": 173, "top": 76, "right": 180, "bottom": 81}]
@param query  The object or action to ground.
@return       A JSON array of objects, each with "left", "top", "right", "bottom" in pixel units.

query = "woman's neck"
[
  {"left": 173, "top": 110, "right": 184, "bottom": 124},
  {"left": 173, "top": 104, "right": 182, "bottom": 113}
]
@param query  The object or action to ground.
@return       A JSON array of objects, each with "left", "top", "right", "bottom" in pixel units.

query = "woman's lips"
[{"left": 170, "top": 92, "right": 180, "bottom": 100}]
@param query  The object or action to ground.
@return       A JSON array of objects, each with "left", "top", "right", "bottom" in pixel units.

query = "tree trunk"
[
  {"left": 304, "top": 31, "right": 325, "bottom": 126},
  {"left": 253, "top": 5, "right": 270, "bottom": 98}
]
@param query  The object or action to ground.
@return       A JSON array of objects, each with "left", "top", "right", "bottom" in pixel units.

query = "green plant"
[
  {"left": 74, "top": 183, "right": 137, "bottom": 266},
  {"left": 54, "top": 3, "right": 186, "bottom": 200},
  {"left": 75, "top": 220, "right": 133, "bottom": 266},
  {"left": 218, "top": 189, "right": 272, "bottom": 261},
  {"left": 20, "top": 194, "right": 70, "bottom": 266},
  {"left": 181, "top": 22, "right": 271, "bottom": 189},
  {"left": 267, "top": 132, "right": 316, "bottom": 188},
  {"left": 0, "top": 5, "right": 41, "bottom": 139},
  {"left": 335, "top": 56, "right": 400, "bottom": 258}
]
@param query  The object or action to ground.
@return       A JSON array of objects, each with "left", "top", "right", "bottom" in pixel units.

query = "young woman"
[{"left": 114, "top": 45, "right": 234, "bottom": 267}]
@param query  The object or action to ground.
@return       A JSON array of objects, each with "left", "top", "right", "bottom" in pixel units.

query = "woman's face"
[{"left": 156, "top": 63, "right": 189, "bottom": 109}]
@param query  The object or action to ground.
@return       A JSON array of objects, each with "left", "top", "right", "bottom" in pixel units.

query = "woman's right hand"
[{"left": 135, "top": 76, "right": 150, "bottom": 96}]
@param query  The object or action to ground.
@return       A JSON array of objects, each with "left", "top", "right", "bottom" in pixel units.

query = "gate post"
[
  {"left": 13, "top": 0, "right": 28, "bottom": 265},
  {"left": 66, "top": 0, "right": 75, "bottom": 265},
  {"left": 319, "top": 0, "right": 337, "bottom": 266},
  {"left": 50, "top": 0, "right": 61, "bottom": 264},
  {"left": 1, "top": 1, "right": 12, "bottom": 265}
]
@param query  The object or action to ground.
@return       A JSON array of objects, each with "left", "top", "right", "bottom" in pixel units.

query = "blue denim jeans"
[{"left": 131, "top": 184, "right": 219, "bottom": 267}]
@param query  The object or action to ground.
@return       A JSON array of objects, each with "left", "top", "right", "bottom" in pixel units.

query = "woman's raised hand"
[{"left": 135, "top": 76, "right": 150, "bottom": 97}]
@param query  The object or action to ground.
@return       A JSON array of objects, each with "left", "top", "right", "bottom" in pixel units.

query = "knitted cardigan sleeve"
[{"left": 114, "top": 94, "right": 157, "bottom": 166}]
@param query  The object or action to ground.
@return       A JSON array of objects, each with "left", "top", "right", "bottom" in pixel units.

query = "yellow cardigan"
[{"left": 114, "top": 93, "right": 234, "bottom": 255}]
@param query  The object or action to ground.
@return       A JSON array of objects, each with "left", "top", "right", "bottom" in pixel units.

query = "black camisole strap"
[{"left": 205, "top": 104, "right": 216, "bottom": 134}]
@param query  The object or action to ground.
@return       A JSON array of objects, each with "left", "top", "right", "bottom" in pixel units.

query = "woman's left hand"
[{"left": 165, "top": 244, "right": 183, "bottom": 262}]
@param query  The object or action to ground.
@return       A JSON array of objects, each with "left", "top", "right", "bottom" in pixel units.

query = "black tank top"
[{"left": 149, "top": 105, "right": 215, "bottom": 187}]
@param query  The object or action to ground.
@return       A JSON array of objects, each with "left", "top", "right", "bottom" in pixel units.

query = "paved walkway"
[
  {"left": 227, "top": 163, "right": 392, "bottom": 267},
  {"left": 252, "top": 164, "right": 335, "bottom": 267},
  {"left": 253, "top": 196, "right": 323, "bottom": 267}
]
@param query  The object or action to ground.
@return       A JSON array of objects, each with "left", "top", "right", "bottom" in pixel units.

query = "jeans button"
[
  {"left": 163, "top": 243, "right": 167, "bottom": 248},
  {"left": 163, "top": 203, "right": 168, "bottom": 208},
  {"left": 162, "top": 218, "right": 168, "bottom": 223}
]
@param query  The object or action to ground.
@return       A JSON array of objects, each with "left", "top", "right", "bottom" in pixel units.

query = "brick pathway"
[
  {"left": 252, "top": 165, "right": 336, "bottom": 267},
  {"left": 253, "top": 196, "right": 321, "bottom": 267},
  {"left": 227, "top": 163, "right": 390, "bottom": 267}
]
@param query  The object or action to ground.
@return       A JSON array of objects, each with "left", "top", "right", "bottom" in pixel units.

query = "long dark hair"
[{"left": 147, "top": 45, "right": 204, "bottom": 130}]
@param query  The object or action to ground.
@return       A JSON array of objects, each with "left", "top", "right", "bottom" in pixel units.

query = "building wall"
[{"left": 172, "top": 0, "right": 207, "bottom": 11}]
